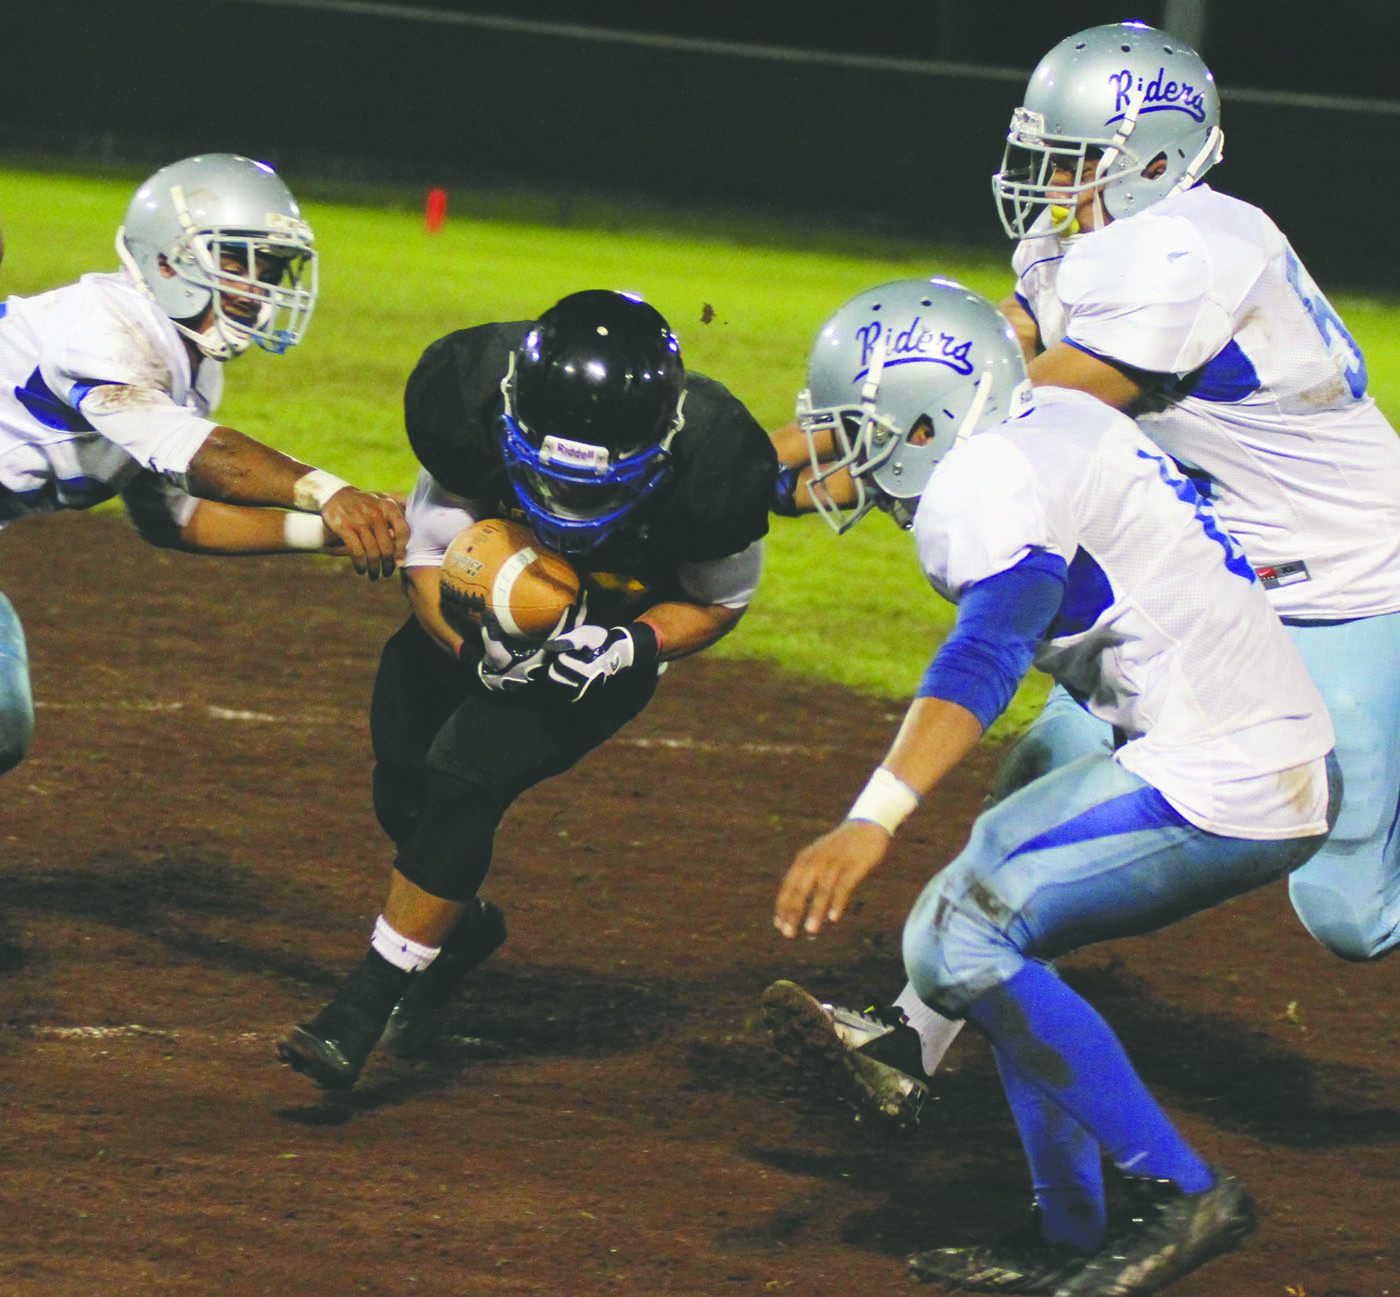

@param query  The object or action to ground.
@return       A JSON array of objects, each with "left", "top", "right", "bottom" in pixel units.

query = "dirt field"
[{"left": 1, "top": 511, "right": 1395, "bottom": 1296}]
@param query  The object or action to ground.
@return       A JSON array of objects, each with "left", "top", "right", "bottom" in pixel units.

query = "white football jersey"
[
  {"left": 1013, "top": 186, "right": 1400, "bottom": 620},
  {"left": 915, "top": 387, "right": 1334, "bottom": 840},
  {"left": 0, "top": 272, "right": 220, "bottom": 528}
]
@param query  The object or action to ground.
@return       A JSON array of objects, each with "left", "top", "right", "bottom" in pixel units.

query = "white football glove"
[
  {"left": 543, "top": 621, "right": 659, "bottom": 703},
  {"left": 477, "top": 596, "right": 588, "bottom": 693}
]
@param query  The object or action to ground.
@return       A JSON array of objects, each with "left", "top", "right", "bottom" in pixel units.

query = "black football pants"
[{"left": 369, "top": 616, "right": 658, "bottom": 901}]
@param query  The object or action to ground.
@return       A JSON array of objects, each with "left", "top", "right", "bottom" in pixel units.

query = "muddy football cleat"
[
  {"left": 910, "top": 1215, "right": 1089, "bottom": 1293},
  {"left": 278, "top": 948, "right": 414, "bottom": 1090},
  {"left": 1054, "top": 1165, "right": 1257, "bottom": 1296},
  {"left": 277, "top": 991, "right": 393, "bottom": 1091},
  {"left": 762, "top": 978, "right": 930, "bottom": 1135},
  {"left": 381, "top": 898, "right": 507, "bottom": 1058},
  {"left": 276, "top": 1020, "right": 375, "bottom": 1091}
]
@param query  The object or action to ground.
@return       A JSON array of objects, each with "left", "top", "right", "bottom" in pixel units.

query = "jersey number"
[{"left": 1285, "top": 249, "right": 1368, "bottom": 399}]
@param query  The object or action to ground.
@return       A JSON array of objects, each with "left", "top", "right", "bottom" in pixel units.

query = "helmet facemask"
[
  {"left": 994, "top": 109, "right": 1133, "bottom": 239},
  {"left": 498, "top": 351, "right": 683, "bottom": 555},
  {"left": 116, "top": 154, "right": 318, "bottom": 362},
  {"left": 992, "top": 21, "right": 1225, "bottom": 240}
]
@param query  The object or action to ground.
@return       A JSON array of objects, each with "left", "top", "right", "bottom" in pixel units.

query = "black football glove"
[{"left": 542, "top": 621, "right": 661, "bottom": 703}]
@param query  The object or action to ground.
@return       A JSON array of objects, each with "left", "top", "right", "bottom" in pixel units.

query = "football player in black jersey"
[{"left": 278, "top": 290, "right": 778, "bottom": 1091}]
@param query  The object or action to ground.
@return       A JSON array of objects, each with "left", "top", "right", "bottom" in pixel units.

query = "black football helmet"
[{"left": 498, "top": 289, "right": 685, "bottom": 553}]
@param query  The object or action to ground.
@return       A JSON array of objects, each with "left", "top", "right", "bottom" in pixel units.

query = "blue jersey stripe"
[
  {"left": 1174, "top": 339, "right": 1261, "bottom": 403},
  {"left": 15, "top": 367, "right": 95, "bottom": 433}
]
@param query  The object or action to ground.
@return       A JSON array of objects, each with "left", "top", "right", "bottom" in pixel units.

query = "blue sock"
[
  {"left": 966, "top": 963, "right": 1212, "bottom": 1194},
  {"left": 994, "top": 1045, "right": 1106, "bottom": 1252}
]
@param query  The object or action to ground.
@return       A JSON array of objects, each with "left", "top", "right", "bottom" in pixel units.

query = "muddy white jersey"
[
  {"left": 914, "top": 386, "right": 1334, "bottom": 839},
  {"left": 0, "top": 272, "right": 220, "bottom": 528},
  {"left": 1012, "top": 186, "right": 1400, "bottom": 620}
]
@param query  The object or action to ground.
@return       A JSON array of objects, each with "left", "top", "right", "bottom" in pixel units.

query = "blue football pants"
[
  {"left": 903, "top": 754, "right": 1334, "bottom": 1015},
  {"left": 902, "top": 752, "right": 1335, "bottom": 1247},
  {"left": 1001, "top": 610, "right": 1400, "bottom": 961}
]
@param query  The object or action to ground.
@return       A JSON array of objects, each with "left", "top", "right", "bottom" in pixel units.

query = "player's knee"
[
  {"left": 392, "top": 771, "right": 505, "bottom": 903},
  {"left": 902, "top": 879, "right": 1015, "bottom": 1018},
  {"left": 0, "top": 721, "right": 31, "bottom": 775},
  {"left": 0, "top": 697, "right": 34, "bottom": 775},
  {"left": 0, "top": 602, "right": 33, "bottom": 776},
  {"left": 1289, "top": 872, "right": 1394, "bottom": 962}
]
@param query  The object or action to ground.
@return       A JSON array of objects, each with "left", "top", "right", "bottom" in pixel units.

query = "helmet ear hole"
[{"left": 799, "top": 277, "right": 1030, "bottom": 533}]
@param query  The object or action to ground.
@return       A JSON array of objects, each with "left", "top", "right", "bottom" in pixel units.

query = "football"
[{"left": 439, "top": 518, "right": 581, "bottom": 641}]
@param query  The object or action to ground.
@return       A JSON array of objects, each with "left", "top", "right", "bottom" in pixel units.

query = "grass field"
[{"left": 7, "top": 162, "right": 1400, "bottom": 735}]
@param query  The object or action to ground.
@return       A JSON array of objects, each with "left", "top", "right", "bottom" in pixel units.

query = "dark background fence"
[{"left": 5, "top": 0, "right": 1396, "bottom": 291}]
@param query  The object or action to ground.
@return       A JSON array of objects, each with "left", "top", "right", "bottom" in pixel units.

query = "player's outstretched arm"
[
  {"left": 175, "top": 500, "right": 340, "bottom": 555},
  {"left": 770, "top": 421, "right": 857, "bottom": 515},
  {"left": 774, "top": 697, "right": 984, "bottom": 938},
  {"left": 184, "top": 425, "right": 407, "bottom": 579}
]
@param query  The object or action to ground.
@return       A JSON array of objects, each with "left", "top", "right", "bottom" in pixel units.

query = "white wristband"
[
  {"left": 292, "top": 468, "right": 350, "bottom": 513},
  {"left": 282, "top": 511, "right": 330, "bottom": 550},
  {"left": 846, "top": 767, "right": 921, "bottom": 835}
]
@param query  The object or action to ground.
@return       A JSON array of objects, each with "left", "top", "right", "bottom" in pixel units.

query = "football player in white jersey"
[
  {"left": 994, "top": 21, "right": 1400, "bottom": 966},
  {"left": 771, "top": 20, "right": 1400, "bottom": 1157},
  {"left": 0, "top": 153, "right": 406, "bottom": 775},
  {"left": 765, "top": 277, "right": 1338, "bottom": 1296}
]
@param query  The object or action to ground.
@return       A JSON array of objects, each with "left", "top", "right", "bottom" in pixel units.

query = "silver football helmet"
[
  {"left": 116, "top": 153, "right": 318, "bottom": 361},
  {"left": 993, "top": 21, "right": 1224, "bottom": 238},
  {"left": 797, "top": 278, "right": 1032, "bottom": 533}
]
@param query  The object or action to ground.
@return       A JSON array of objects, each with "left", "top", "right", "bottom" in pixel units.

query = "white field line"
[
  {"left": 36, "top": 700, "right": 283, "bottom": 722},
  {"left": 32, "top": 700, "right": 831, "bottom": 754},
  {"left": 23, "top": 1024, "right": 263, "bottom": 1043}
]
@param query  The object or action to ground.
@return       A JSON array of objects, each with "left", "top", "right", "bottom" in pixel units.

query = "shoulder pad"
[
  {"left": 1059, "top": 214, "right": 1211, "bottom": 314},
  {"left": 403, "top": 322, "right": 530, "bottom": 498}
]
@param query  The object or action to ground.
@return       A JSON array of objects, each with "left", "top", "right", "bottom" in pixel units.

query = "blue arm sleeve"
[{"left": 916, "top": 549, "right": 1067, "bottom": 729}]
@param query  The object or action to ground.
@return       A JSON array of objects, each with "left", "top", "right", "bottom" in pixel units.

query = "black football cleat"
[
  {"left": 909, "top": 1214, "right": 1090, "bottom": 1293},
  {"left": 278, "top": 949, "right": 414, "bottom": 1090},
  {"left": 381, "top": 898, "right": 507, "bottom": 1058},
  {"left": 277, "top": 1020, "right": 375, "bottom": 1092},
  {"left": 1054, "top": 1164, "right": 1257, "bottom": 1296}
]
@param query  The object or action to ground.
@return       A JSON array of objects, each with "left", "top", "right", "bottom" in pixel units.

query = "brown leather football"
[{"left": 439, "top": 518, "right": 581, "bottom": 640}]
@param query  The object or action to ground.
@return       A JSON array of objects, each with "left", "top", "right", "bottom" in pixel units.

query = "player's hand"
[
  {"left": 476, "top": 618, "right": 549, "bottom": 693},
  {"left": 543, "top": 621, "right": 659, "bottom": 704},
  {"left": 477, "top": 597, "right": 589, "bottom": 694},
  {"left": 774, "top": 819, "right": 891, "bottom": 938},
  {"left": 319, "top": 488, "right": 407, "bottom": 580}
]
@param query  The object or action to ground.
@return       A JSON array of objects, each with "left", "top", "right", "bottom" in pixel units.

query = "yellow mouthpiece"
[{"left": 1050, "top": 205, "right": 1081, "bottom": 235}]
